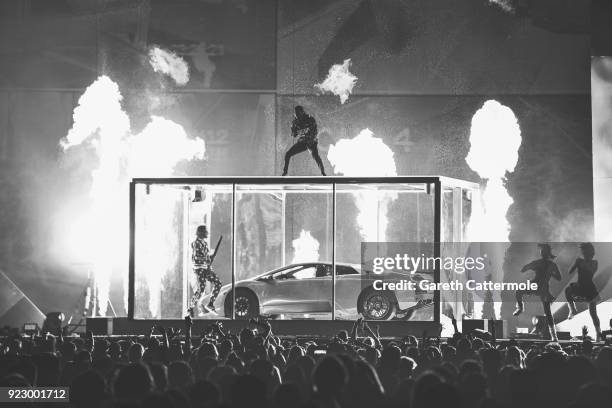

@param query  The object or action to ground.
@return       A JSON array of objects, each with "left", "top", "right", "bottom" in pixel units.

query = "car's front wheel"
[
  {"left": 224, "top": 289, "right": 259, "bottom": 319},
  {"left": 359, "top": 288, "right": 397, "bottom": 320}
]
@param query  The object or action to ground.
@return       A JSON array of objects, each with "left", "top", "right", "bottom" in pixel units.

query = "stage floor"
[
  {"left": 87, "top": 317, "right": 441, "bottom": 338},
  {"left": 85, "top": 318, "right": 608, "bottom": 345},
  {"left": 83, "top": 317, "right": 608, "bottom": 347}
]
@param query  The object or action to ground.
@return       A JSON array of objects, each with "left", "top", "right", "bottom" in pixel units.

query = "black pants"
[
  {"left": 283, "top": 141, "right": 326, "bottom": 175},
  {"left": 190, "top": 267, "right": 222, "bottom": 309}
]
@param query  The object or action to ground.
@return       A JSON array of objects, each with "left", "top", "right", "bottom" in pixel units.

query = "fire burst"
[
  {"left": 465, "top": 100, "right": 521, "bottom": 242},
  {"left": 292, "top": 230, "right": 320, "bottom": 263},
  {"left": 60, "top": 75, "right": 205, "bottom": 317},
  {"left": 148, "top": 46, "right": 190, "bottom": 86},
  {"left": 315, "top": 59, "right": 358, "bottom": 104},
  {"left": 328, "top": 128, "right": 397, "bottom": 241}
]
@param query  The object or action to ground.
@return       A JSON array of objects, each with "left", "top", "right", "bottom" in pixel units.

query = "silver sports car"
[{"left": 202, "top": 262, "right": 434, "bottom": 320}]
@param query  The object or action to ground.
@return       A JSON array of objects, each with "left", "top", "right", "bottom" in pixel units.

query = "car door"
[
  {"left": 260, "top": 264, "right": 332, "bottom": 315},
  {"left": 334, "top": 265, "right": 362, "bottom": 318}
]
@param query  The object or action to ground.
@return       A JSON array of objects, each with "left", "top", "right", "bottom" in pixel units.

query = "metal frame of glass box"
[{"left": 128, "top": 176, "right": 480, "bottom": 322}]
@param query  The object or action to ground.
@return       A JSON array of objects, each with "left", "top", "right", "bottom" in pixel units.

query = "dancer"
[
  {"left": 282, "top": 105, "right": 326, "bottom": 176},
  {"left": 566, "top": 242, "right": 602, "bottom": 340},
  {"left": 187, "top": 225, "right": 222, "bottom": 317},
  {"left": 513, "top": 243, "right": 561, "bottom": 341}
]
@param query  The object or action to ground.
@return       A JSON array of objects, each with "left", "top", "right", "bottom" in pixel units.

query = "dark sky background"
[{"left": 0, "top": 0, "right": 594, "bottom": 317}]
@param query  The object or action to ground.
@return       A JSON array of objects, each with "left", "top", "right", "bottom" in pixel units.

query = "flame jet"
[{"left": 60, "top": 75, "right": 205, "bottom": 317}]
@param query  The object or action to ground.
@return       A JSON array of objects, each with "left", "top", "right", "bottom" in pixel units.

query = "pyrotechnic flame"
[
  {"left": 60, "top": 75, "right": 205, "bottom": 317},
  {"left": 128, "top": 116, "right": 205, "bottom": 177},
  {"left": 292, "top": 230, "right": 320, "bottom": 263},
  {"left": 148, "top": 46, "right": 190, "bottom": 86},
  {"left": 136, "top": 186, "right": 183, "bottom": 317},
  {"left": 465, "top": 100, "right": 521, "bottom": 242},
  {"left": 327, "top": 129, "right": 396, "bottom": 176},
  {"left": 315, "top": 59, "right": 357, "bottom": 104},
  {"left": 464, "top": 100, "right": 521, "bottom": 320},
  {"left": 328, "top": 129, "right": 397, "bottom": 241}
]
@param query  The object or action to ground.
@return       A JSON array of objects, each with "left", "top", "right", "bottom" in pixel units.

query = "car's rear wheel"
[
  {"left": 359, "top": 288, "right": 397, "bottom": 320},
  {"left": 224, "top": 289, "right": 259, "bottom": 319}
]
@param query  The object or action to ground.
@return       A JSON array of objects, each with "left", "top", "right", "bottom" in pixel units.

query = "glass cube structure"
[{"left": 128, "top": 176, "right": 479, "bottom": 322}]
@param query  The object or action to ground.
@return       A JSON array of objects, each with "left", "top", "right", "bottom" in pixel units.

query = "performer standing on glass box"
[
  {"left": 188, "top": 225, "right": 222, "bottom": 317},
  {"left": 282, "top": 105, "right": 326, "bottom": 176}
]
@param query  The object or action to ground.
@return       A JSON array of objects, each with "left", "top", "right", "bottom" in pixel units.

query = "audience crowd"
[{"left": 1, "top": 316, "right": 612, "bottom": 408}]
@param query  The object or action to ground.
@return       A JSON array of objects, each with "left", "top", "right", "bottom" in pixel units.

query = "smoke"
[
  {"left": 488, "top": 0, "right": 514, "bottom": 14},
  {"left": 292, "top": 230, "right": 320, "bottom": 263},
  {"left": 328, "top": 129, "right": 397, "bottom": 241},
  {"left": 148, "top": 46, "right": 190, "bottom": 86},
  {"left": 315, "top": 59, "right": 358, "bottom": 104},
  {"left": 465, "top": 100, "right": 521, "bottom": 242},
  {"left": 60, "top": 75, "right": 205, "bottom": 316},
  {"left": 538, "top": 206, "right": 594, "bottom": 242}
]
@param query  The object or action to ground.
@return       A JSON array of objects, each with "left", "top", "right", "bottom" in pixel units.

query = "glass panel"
[
  {"left": 439, "top": 181, "right": 482, "bottom": 323},
  {"left": 133, "top": 183, "right": 232, "bottom": 319},
  {"left": 234, "top": 183, "right": 333, "bottom": 320},
  {"left": 335, "top": 182, "right": 435, "bottom": 321}
]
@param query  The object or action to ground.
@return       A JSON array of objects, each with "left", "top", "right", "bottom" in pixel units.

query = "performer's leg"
[
  {"left": 205, "top": 269, "right": 222, "bottom": 309},
  {"left": 513, "top": 290, "right": 525, "bottom": 316},
  {"left": 589, "top": 301, "right": 602, "bottom": 340},
  {"left": 565, "top": 286, "right": 578, "bottom": 319},
  {"left": 189, "top": 270, "right": 206, "bottom": 315},
  {"left": 309, "top": 144, "right": 326, "bottom": 176},
  {"left": 543, "top": 301, "right": 557, "bottom": 341},
  {"left": 282, "top": 142, "right": 308, "bottom": 176}
]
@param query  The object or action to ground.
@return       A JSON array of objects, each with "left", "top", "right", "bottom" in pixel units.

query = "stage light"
[
  {"left": 23, "top": 323, "right": 39, "bottom": 335},
  {"left": 42, "top": 312, "right": 65, "bottom": 335},
  {"left": 530, "top": 315, "right": 548, "bottom": 338}
]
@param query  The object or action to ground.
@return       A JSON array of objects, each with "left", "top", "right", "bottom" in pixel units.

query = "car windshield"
[{"left": 256, "top": 263, "right": 361, "bottom": 280}]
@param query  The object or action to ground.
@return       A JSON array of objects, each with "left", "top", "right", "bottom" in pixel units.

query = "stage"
[
  {"left": 86, "top": 317, "right": 441, "bottom": 338},
  {"left": 84, "top": 317, "right": 607, "bottom": 347}
]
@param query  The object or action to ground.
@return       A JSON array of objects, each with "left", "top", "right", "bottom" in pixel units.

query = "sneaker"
[
  {"left": 187, "top": 307, "right": 195, "bottom": 318},
  {"left": 512, "top": 306, "right": 523, "bottom": 316}
]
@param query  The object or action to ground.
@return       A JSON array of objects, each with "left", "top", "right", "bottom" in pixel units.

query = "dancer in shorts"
[{"left": 566, "top": 242, "right": 602, "bottom": 340}]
